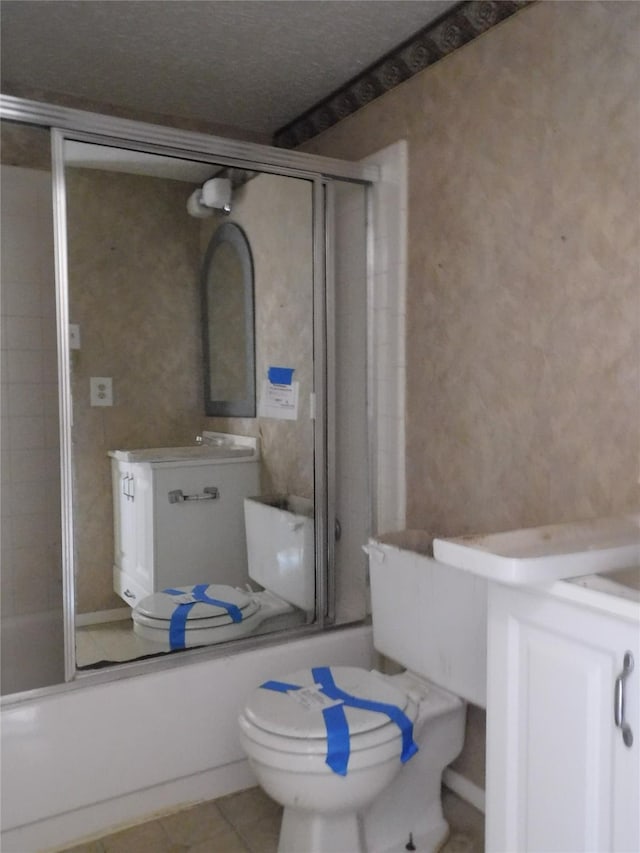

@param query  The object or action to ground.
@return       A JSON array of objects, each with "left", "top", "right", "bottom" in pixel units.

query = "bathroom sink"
[{"left": 433, "top": 514, "right": 640, "bottom": 585}]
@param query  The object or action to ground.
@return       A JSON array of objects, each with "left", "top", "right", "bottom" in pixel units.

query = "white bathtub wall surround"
[
  {"left": 0, "top": 163, "right": 64, "bottom": 695},
  {"left": 0, "top": 624, "right": 373, "bottom": 852}
]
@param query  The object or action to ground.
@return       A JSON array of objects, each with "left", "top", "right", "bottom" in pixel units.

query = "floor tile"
[
  {"left": 235, "top": 812, "right": 281, "bottom": 853},
  {"left": 216, "top": 787, "right": 282, "bottom": 829},
  {"left": 58, "top": 843, "right": 106, "bottom": 853},
  {"left": 187, "top": 829, "right": 249, "bottom": 852},
  {"left": 160, "top": 800, "right": 232, "bottom": 846},
  {"left": 100, "top": 819, "right": 175, "bottom": 853},
  {"left": 57, "top": 785, "right": 483, "bottom": 853},
  {"left": 442, "top": 789, "right": 485, "bottom": 853}
]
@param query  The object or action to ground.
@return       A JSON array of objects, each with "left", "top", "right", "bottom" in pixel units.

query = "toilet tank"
[
  {"left": 367, "top": 531, "right": 488, "bottom": 707},
  {"left": 244, "top": 495, "right": 315, "bottom": 612}
]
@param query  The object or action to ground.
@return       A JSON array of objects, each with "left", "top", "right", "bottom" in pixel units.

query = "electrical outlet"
[{"left": 90, "top": 377, "right": 113, "bottom": 407}]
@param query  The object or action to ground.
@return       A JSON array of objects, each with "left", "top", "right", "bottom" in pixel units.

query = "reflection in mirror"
[
  {"left": 61, "top": 139, "right": 317, "bottom": 671},
  {"left": 202, "top": 222, "right": 256, "bottom": 417}
]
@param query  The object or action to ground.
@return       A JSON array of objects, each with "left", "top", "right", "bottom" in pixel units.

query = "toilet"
[
  {"left": 131, "top": 495, "right": 314, "bottom": 649},
  {"left": 238, "top": 532, "right": 488, "bottom": 853}
]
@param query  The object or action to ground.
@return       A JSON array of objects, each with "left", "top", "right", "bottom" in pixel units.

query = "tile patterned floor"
[{"left": 54, "top": 786, "right": 484, "bottom": 853}]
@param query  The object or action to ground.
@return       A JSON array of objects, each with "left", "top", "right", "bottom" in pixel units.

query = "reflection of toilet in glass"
[
  {"left": 239, "top": 534, "right": 488, "bottom": 853},
  {"left": 131, "top": 495, "right": 314, "bottom": 649}
]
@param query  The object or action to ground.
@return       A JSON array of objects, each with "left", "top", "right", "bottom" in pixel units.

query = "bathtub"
[
  {"left": 1, "top": 623, "right": 373, "bottom": 852},
  {"left": 0, "top": 609, "right": 65, "bottom": 697}
]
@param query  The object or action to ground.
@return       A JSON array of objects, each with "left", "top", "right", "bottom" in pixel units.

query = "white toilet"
[
  {"left": 131, "top": 495, "right": 314, "bottom": 649},
  {"left": 238, "top": 532, "right": 488, "bottom": 853}
]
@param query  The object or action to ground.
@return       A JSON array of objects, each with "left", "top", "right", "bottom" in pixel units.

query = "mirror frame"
[{"left": 201, "top": 221, "right": 256, "bottom": 417}]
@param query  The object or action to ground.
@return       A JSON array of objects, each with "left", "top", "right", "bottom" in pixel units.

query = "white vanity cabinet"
[
  {"left": 111, "top": 450, "right": 260, "bottom": 607},
  {"left": 111, "top": 460, "right": 154, "bottom": 604},
  {"left": 486, "top": 581, "right": 639, "bottom": 853}
]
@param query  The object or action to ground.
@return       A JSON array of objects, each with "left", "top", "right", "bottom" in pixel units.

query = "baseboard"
[
  {"left": 75, "top": 607, "right": 130, "bottom": 627},
  {"left": 442, "top": 768, "right": 485, "bottom": 814},
  {"left": 2, "top": 760, "right": 256, "bottom": 853}
]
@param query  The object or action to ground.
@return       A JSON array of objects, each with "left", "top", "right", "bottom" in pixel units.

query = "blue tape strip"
[
  {"left": 321, "top": 703, "right": 350, "bottom": 775},
  {"left": 260, "top": 666, "right": 418, "bottom": 776},
  {"left": 312, "top": 666, "right": 419, "bottom": 766},
  {"left": 163, "top": 584, "right": 243, "bottom": 650},
  {"left": 267, "top": 366, "right": 294, "bottom": 385},
  {"left": 260, "top": 679, "right": 302, "bottom": 693}
]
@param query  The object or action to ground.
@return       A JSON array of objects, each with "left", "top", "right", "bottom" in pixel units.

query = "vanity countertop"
[
  {"left": 108, "top": 431, "right": 259, "bottom": 464},
  {"left": 108, "top": 445, "right": 255, "bottom": 463},
  {"left": 433, "top": 513, "right": 640, "bottom": 586}
]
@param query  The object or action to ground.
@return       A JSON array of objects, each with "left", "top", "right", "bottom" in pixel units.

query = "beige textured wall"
[
  {"left": 305, "top": 0, "right": 640, "bottom": 537},
  {"left": 67, "top": 169, "right": 202, "bottom": 614},
  {"left": 202, "top": 173, "right": 315, "bottom": 499},
  {"left": 303, "top": 0, "right": 640, "bottom": 790}
]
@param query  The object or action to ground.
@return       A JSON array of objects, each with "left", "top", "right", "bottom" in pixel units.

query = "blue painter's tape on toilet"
[
  {"left": 163, "top": 584, "right": 243, "bottom": 649},
  {"left": 260, "top": 665, "right": 418, "bottom": 776}
]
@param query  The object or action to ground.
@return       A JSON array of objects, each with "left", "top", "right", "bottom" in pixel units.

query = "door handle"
[{"left": 614, "top": 651, "right": 634, "bottom": 748}]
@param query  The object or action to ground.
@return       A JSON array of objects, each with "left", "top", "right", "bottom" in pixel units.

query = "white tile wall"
[
  {"left": 1, "top": 164, "right": 64, "bottom": 693},
  {"left": 330, "top": 143, "right": 407, "bottom": 625},
  {"left": 364, "top": 141, "right": 408, "bottom": 534},
  {"left": 333, "top": 181, "right": 370, "bottom": 625}
]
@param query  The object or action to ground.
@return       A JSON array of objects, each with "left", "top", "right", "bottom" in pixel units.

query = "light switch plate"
[{"left": 69, "top": 324, "right": 81, "bottom": 349}]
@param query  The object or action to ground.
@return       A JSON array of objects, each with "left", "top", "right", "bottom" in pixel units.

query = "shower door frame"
[{"left": 0, "top": 94, "right": 378, "bottom": 694}]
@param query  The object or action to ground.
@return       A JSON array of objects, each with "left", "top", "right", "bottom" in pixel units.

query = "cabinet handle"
[
  {"left": 122, "top": 474, "right": 135, "bottom": 501},
  {"left": 168, "top": 486, "right": 220, "bottom": 503},
  {"left": 614, "top": 651, "right": 634, "bottom": 748}
]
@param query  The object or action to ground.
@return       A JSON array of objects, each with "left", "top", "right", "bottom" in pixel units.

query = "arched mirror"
[{"left": 202, "top": 222, "right": 255, "bottom": 417}]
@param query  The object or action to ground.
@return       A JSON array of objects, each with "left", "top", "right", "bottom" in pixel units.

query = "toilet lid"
[
  {"left": 244, "top": 666, "right": 411, "bottom": 740},
  {"left": 134, "top": 584, "right": 259, "bottom": 625}
]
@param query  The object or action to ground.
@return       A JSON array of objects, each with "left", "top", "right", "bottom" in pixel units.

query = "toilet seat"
[
  {"left": 132, "top": 584, "right": 306, "bottom": 648},
  {"left": 239, "top": 666, "right": 420, "bottom": 774},
  {"left": 132, "top": 583, "right": 265, "bottom": 648},
  {"left": 244, "top": 666, "right": 412, "bottom": 740},
  {"left": 134, "top": 584, "right": 260, "bottom": 627}
]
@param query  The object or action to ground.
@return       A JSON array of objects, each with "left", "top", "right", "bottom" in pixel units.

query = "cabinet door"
[
  {"left": 128, "top": 464, "right": 154, "bottom": 593},
  {"left": 486, "top": 584, "right": 639, "bottom": 852},
  {"left": 112, "top": 460, "right": 154, "bottom": 602},
  {"left": 112, "top": 461, "right": 136, "bottom": 575}
]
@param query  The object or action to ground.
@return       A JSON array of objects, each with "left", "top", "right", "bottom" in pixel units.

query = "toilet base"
[
  {"left": 278, "top": 803, "right": 449, "bottom": 853},
  {"left": 279, "top": 808, "right": 364, "bottom": 853}
]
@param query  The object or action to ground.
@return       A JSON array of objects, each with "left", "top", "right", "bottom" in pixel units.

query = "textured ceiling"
[{"left": 0, "top": 0, "right": 457, "bottom": 137}]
